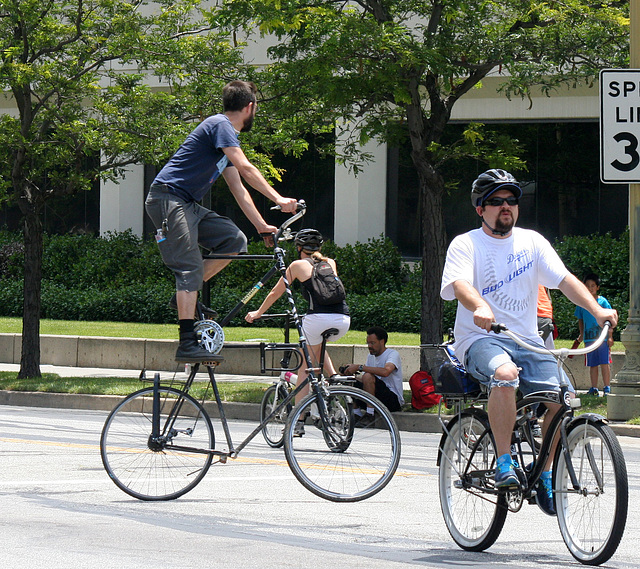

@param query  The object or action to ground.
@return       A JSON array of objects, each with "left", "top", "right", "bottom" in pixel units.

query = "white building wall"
[
  {"left": 334, "top": 140, "right": 387, "bottom": 246},
  {"left": 99, "top": 164, "right": 145, "bottom": 236}
]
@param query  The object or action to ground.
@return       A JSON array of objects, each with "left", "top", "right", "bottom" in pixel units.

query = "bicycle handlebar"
[
  {"left": 271, "top": 200, "right": 307, "bottom": 243},
  {"left": 491, "top": 321, "right": 612, "bottom": 359}
]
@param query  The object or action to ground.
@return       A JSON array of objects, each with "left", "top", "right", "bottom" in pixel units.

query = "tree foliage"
[
  {"left": 215, "top": 0, "right": 629, "bottom": 346},
  {"left": 0, "top": 0, "right": 252, "bottom": 376}
]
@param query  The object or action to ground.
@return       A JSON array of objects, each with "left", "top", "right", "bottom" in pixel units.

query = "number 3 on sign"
[{"left": 612, "top": 132, "right": 640, "bottom": 172}]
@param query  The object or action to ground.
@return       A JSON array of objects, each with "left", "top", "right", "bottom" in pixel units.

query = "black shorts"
[
  {"left": 355, "top": 377, "right": 402, "bottom": 412},
  {"left": 145, "top": 185, "right": 247, "bottom": 291}
]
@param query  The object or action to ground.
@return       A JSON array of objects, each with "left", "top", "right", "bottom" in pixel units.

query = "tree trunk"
[
  {"left": 418, "top": 169, "right": 447, "bottom": 347},
  {"left": 18, "top": 200, "right": 43, "bottom": 378},
  {"left": 405, "top": 98, "right": 448, "bottom": 364}
]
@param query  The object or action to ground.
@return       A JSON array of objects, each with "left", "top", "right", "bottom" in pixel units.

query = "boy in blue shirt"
[{"left": 574, "top": 273, "right": 615, "bottom": 396}]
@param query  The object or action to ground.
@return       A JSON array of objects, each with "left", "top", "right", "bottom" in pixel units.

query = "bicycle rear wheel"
[
  {"left": 554, "top": 419, "right": 628, "bottom": 565},
  {"left": 260, "top": 383, "right": 292, "bottom": 448},
  {"left": 100, "top": 387, "right": 214, "bottom": 501},
  {"left": 284, "top": 386, "right": 401, "bottom": 502},
  {"left": 439, "top": 409, "right": 508, "bottom": 551}
]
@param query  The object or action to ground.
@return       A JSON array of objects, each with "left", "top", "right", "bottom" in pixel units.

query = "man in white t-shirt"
[
  {"left": 440, "top": 169, "right": 617, "bottom": 516},
  {"left": 344, "top": 326, "right": 404, "bottom": 420}
]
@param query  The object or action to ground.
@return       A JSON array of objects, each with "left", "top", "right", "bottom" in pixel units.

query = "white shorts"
[{"left": 302, "top": 313, "right": 351, "bottom": 345}]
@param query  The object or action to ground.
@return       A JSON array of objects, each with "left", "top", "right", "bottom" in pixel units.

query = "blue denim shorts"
[{"left": 464, "top": 336, "right": 569, "bottom": 396}]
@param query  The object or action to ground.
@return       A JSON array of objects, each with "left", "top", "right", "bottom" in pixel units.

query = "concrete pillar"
[
  {"left": 99, "top": 164, "right": 145, "bottom": 236},
  {"left": 609, "top": 0, "right": 640, "bottom": 420},
  {"left": 334, "top": 137, "right": 387, "bottom": 246},
  {"left": 609, "top": 188, "right": 640, "bottom": 418}
]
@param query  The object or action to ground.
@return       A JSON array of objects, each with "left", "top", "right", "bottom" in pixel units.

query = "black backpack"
[{"left": 307, "top": 258, "right": 346, "bottom": 306}]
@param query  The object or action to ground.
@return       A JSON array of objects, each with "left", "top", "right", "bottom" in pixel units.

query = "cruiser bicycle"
[{"left": 432, "top": 322, "right": 627, "bottom": 565}]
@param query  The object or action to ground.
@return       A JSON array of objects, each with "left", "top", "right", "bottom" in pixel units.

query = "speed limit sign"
[{"left": 600, "top": 69, "right": 640, "bottom": 183}]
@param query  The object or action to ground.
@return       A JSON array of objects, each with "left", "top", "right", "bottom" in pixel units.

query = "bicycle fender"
[{"left": 567, "top": 413, "right": 608, "bottom": 428}]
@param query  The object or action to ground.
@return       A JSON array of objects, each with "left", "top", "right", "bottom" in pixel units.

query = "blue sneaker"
[
  {"left": 587, "top": 387, "right": 599, "bottom": 396},
  {"left": 603, "top": 386, "right": 611, "bottom": 395},
  {"left": 495, "top": 454, "right": 519, "bottom": 488},
  {"left": 535, "top": 471, "right": 556, "bottom": 516}
]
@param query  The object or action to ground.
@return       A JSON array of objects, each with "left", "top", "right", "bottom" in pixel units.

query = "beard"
[
  {"left": 493, "top": 214, "right": 514, "bottom": 234},
  {"left": 241, "top": 114, "right": 254, "bottom": 132}
]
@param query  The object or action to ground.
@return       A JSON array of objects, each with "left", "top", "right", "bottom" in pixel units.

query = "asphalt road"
[{"left": 1, "top": 405, "right": 639, "bottom": 569}]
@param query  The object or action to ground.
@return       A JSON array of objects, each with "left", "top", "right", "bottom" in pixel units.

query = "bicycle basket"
[{"left": 422, "top": 344, "right": 480, "bottom": 396}]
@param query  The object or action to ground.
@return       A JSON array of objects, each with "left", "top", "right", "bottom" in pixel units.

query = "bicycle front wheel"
[
  {"left": 554, "top": 419, "right": 628, "bottom": 565},
  {"left": 284, "top": 386, "right": 401, "bottom": 502},
  {"left": 439, "top": 409, "right": 508, "bottom": 551},
  {"left": 100, "top": 387, "right": 214, "bottom": 501},
  {"left": 260, "top": 383, "right": 292, "bottom": 448}
]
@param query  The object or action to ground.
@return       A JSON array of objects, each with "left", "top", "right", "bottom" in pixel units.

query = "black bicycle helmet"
[
  {"left": 471, "top": 169, "right": 522, "bottom": 207},
  {"left": 294, "top": 228, "right": 323, "bottom": 251}
]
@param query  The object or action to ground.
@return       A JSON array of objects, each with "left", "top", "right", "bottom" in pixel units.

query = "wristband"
[{"left": 358, "top": 364, "right": 364, "bottom": 373}]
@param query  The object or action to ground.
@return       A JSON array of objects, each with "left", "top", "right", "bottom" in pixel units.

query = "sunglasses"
[{"left": 484, "top": 196, "right": 519, "bottom": 207}]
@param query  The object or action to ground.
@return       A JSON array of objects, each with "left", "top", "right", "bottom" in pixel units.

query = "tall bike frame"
[{"left": 100, "top": 202, "right": 401, "bottom": 503}]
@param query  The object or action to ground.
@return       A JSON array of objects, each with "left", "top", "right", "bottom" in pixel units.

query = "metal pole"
[{"left": 609, "top": 0, "right": 640, "bottom": 420}]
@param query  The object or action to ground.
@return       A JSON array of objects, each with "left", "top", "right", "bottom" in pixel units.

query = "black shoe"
[
  {"left": 293, "top": 421, "right": 306, "bottom": 437},
  {"left": 354, "top": 413, "right": 376, "bottom": 428},
  {"left": 169, "top": 294, "right": 218, "bottom": 319},
  {"left": 175, "top": 333, "right": 223, "bottom": 363}
]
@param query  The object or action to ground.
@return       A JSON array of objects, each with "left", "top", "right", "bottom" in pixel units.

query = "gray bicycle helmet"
[
  {"left": 294, "top": 228, "right": 323, "bottom": 251},
  {"left": 471, "top": 169, "right": 522, "bottom": 207}
]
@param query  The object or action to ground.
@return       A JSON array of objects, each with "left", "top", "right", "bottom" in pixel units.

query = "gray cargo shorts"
[{"left": 145, "top": 184, "right": 247, "bottom": 291}]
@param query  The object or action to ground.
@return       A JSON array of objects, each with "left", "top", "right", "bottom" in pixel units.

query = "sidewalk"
[{"left": 1, "top": 363, "right": 638, "bottom": 437}]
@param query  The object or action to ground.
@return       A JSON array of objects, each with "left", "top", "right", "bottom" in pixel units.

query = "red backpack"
[{"left": 409, "top": 370, "right": 442, "bottom": 410}]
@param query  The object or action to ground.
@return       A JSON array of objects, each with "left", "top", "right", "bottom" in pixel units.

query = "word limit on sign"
[{"left": 600, "top": 69, "right": 640, "bottom": 183}]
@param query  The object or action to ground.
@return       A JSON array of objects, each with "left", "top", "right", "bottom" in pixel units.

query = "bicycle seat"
[{"left": 321, "top": 328, "right": 340, "bottom": 339}]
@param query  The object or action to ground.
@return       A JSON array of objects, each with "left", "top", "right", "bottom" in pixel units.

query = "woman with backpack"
[{"left": 245, "top": 229, "right": 350, "bottom": 436}]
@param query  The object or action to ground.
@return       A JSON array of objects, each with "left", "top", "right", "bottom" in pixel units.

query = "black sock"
[{"left": 179, "top": 319, "right": 195, "bottom": 335}]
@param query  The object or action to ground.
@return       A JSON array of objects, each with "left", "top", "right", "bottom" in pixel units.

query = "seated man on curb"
[{"left": 343, "top": 326, "right": 404, "bottom": 423}]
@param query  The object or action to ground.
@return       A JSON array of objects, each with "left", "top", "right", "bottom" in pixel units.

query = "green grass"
[{"left": 0, "top": 371, "right": 269, "bottom": 403}]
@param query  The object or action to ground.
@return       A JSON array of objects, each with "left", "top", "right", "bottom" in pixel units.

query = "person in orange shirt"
[{"left": 537, "top": 285, "right": 556, "bottom": 349}]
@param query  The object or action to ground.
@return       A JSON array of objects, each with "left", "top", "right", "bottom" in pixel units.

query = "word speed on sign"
[{"left": 600, "top": 69, "right": 640, "bottom": 183}]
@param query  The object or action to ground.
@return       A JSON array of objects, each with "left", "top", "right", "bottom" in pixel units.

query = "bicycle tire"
[
  {"left": 100, "top": 386, "right": 214, "bottom": 501},
  {"left": 260, "top": 383, "right": 292, "bottom": 448},
  {"left": 554, "top": 418, "right": 628, "bottom": 565},
  {"left": 439, "top": 409, "right": 508, "bottom": 551},
  {"left": 284, "top": 386, "right": 401, "bottom": 502}
]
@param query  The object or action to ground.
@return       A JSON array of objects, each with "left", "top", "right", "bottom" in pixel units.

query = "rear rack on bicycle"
[{"left": 259, "top": 342, "right": 303, "bottom": 373}]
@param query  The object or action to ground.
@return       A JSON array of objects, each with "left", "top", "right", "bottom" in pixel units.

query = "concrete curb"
[{"left": 1, "top": 390, "right": 636, "bottom": 436}]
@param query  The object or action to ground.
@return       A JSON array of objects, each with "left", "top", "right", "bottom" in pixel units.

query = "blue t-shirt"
[
  {"left": 575, "top": 296, "right": 612, "bottom": 342},
  {"left": 153, "top": 114, "right": 240, "bottom": 202}
]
